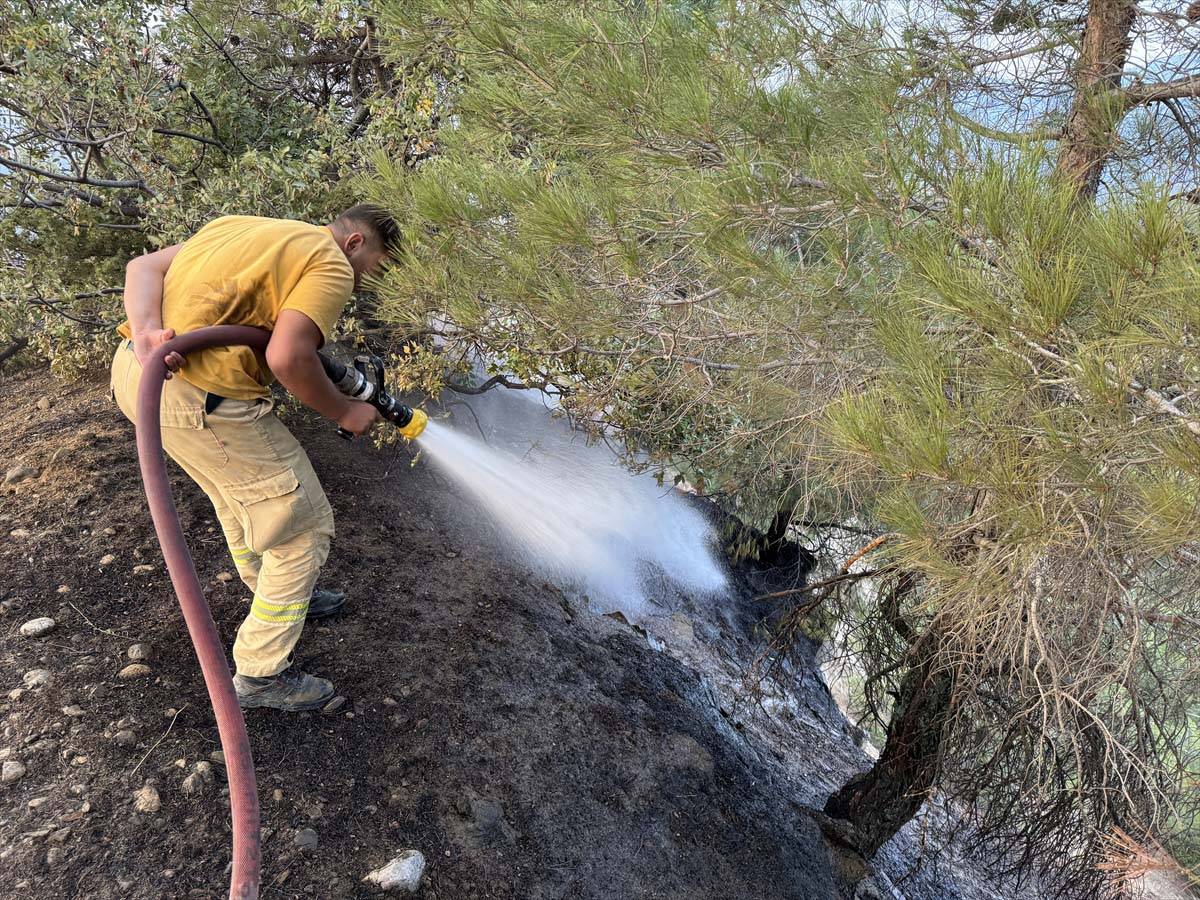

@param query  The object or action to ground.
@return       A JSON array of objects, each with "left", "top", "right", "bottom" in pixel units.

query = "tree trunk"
[
  {"left": 1056, "top": 0, "right": 1137, "bottom": 200},
  {"left": 823, "top": 654, "right": 953, "bottom": 857}
]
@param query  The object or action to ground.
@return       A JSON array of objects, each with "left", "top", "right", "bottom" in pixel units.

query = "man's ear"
[{"left": 345, "top": 232, "right": 364, "bottom": 255}]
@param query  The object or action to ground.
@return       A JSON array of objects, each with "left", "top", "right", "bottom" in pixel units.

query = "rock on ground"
[
  {"left": 293, "top": 828, "right": 319, "bottom": 850},
  {"left": 126, "top": 643, "right": 152, "bottom": 661},
  {"left": 19, "top": 617, "right": 55, "bottom": 638},
  {"left": 181, "top": 761, "right": 215, "bottom": 797},
  {"left": 3, "top": 464, "right": 37, "bottom": 484},
  {"left": 2, "top": 760, "right": 27, "bottom": 784},
  {"left": 363, "top": 850, "right": 426, "bottom": 893},
  {"left": 22, "top": 668, "right": 51, "bottom": 689},
  {"left": 132, "top": 783, "right": 160, "bottom": 814}
]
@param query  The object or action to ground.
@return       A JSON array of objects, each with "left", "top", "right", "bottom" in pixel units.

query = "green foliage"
[
  {"left": 6, "top": 0, "right": 1200, "bottom": 889},
  {"left": 1, "top": 0, "right": 442, "bottom": 374},
  {"left": 364, "top": 1, "right": 1200, "bottom": 890}
]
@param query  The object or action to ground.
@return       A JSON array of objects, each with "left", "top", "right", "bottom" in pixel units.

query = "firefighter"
[{"left": 111, "top": 206, "right": 396, "bottom": 711}]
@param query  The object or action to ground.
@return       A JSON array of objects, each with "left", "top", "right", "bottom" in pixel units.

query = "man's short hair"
[{"left": 333, "top": 204, "right": 401, "bottom": 255}]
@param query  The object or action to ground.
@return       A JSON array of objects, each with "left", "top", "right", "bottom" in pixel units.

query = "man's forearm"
[{"left": 270, "top": 351, "right": 353, "bottom": 422}]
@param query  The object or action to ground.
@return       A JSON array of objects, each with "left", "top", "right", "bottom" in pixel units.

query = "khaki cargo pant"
[{"left": 111, "top": 341, "right": 334, "bottom": 677}]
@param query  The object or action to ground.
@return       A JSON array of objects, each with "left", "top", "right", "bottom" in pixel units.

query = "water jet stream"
[{"left": 416, "top": 419, "right": 727, "bottom": 618}]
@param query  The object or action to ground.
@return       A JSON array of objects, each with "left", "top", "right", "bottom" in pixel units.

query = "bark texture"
[
  {"left": 1056, "top": 0, "right": 1137, "bottom": 200},
  {"left": 823, "top": 655, "right": 954, "bottom": 857}
]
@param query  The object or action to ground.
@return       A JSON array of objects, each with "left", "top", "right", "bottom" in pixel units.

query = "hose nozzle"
[
  {"left": 397, "top": 408, "right": 428, "bottom": 441},
  {"left": 318, "top": 351, "right": 428, "bottom": 442}
]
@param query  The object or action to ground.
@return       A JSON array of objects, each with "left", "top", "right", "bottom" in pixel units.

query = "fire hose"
[{"left": 134, "top": 325, "right": 426, "bottom": 899}]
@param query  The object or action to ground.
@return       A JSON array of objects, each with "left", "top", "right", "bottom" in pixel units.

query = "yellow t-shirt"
[{"left": 117, "top": 215, "right": 354, "bottom": 400}]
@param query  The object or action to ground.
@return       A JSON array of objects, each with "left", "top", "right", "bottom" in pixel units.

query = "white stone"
[
  {"left": 362, "top": 850, "right": 426, "bottom": 893},
  {"left": 22, "top": 669, "right": 52, "bottom": 689},
  {"left": 2, "top": 760, "right": 27, "bottom": 784},
  {"left": 3, "top": 465, "right": 37, "bottom": 485},
  {"left": 132, "top": 783, "right": 160, "bottom": 813},
  {"left": 181, "top": 772, "right": 204, "bottom": 796},
  {"left": 99, "top": 554, "right": 116, "bottom": 566},
  {"left": 19, "top": 617, "right": 55, "bottom": 638},
  {"left": 126, "top": 643, "right": 152, "bottom": 661},
  {"left": 182, "top": 761, "right": 216, "bottom": 797},
  {"left": 118, "top": 664, "right": 151, "bottom": 680}
]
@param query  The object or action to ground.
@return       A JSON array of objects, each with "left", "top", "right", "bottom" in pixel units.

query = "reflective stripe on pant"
[{"left": 110, "top": 342, "right": 334, "bottom": 678}]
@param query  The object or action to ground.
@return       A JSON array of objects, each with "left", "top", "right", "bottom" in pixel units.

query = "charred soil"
[{"left": 0, "top": 367, "right": 1006, "bottom": 900}]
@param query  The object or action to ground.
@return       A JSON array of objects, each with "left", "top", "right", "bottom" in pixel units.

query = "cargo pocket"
[
  {"left": 159, "top": 376, "right": 208, "bottom": 430},
  {"left": 223, "top": 469, "right": 313, "bottom": 555}
]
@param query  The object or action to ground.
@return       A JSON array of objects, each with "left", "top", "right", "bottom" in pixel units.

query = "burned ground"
[{"left": 0, "top": 367, "right": 1006, "bottom": 900}]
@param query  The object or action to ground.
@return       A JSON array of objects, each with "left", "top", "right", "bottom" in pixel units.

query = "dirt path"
[{"left": 0, "top": 368, "right": 1007, "bottom": 900}]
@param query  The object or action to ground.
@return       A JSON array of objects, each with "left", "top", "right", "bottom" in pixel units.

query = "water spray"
[
  {"left": 417, "top": 398, "right": 728, "bottom": 617},
  {"left": 136, "top": 326, "right": 718, "bottom": 898}
]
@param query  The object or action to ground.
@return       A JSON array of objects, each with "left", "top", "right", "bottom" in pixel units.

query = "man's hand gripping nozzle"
[{"left": 318, "top": 352, "right": 429, "bottom": 441}]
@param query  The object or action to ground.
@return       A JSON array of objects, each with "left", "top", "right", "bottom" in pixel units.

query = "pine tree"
[
  {"left": 851, "top": 0, "right": 1200, "bottom": 200},
  {"left": 368, "top": 2, "right": 1200, "bottom": 891}
]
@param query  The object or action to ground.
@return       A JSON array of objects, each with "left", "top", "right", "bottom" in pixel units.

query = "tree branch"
[
  {"left": 0, "top": 337, "right": 28, "bottom": 367},
  {"left": 170, "top": 81, "right": 225, "bottom": 148},
  {"left": 445, "top": 373, "right": 533, "bottom": 394},
  {"left": 753, "top": 568, "right": 881, "bottom": 602},
  {"left": 946, "top": 105, "right": 1062, "bottom": 144},
  {"left": 1018, "top": 333, "right": 1200, "bottom": 436},
  {"left": 152, "top": 127, "right": 227, "bottom": 151},
  {"left": 0, "top": 155, "right": 153, "bottom": 194},
  {"left": 960, "top": 37, "right": 1073, "bottom": 72},
  {"left": 4, "top": 289, "right": 122, "bottom": 332},
  {"left": 1125, "top": 75, "right": 1200, "bottom": 106}
]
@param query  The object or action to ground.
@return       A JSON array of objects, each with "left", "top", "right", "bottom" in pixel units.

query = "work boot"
[
  {"left": 306, "top": 588, "right": 345, "bottom": 620},
  {"left": 233, "top": 665, "right": 335, "bottom": 711}
]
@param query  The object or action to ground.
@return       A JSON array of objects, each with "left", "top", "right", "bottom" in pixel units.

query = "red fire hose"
[{"left": 135, "top": 325, "right": 270, "bottom": 900}]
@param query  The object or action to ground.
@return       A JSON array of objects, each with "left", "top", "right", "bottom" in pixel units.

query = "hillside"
[{"left": 0, "top": 368, "right": 1009, "bottom": 900}]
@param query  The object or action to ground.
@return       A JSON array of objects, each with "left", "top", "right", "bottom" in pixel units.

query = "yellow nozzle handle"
[{"left": 398, "top": 408, "right": 428, "bottom": 441}]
